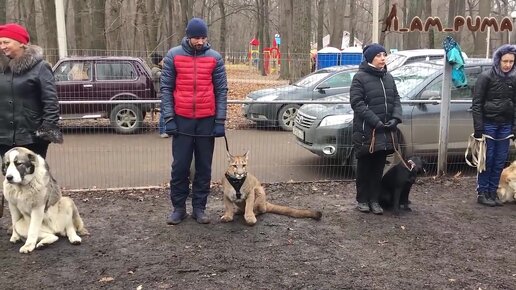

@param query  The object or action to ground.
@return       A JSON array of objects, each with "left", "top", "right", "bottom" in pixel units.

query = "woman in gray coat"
[
  {"left": 0, "top": 23, "right": 61, "bottom": 158},
  {"left": 350, "top": 43, "right": 402, "bottom": 214}
]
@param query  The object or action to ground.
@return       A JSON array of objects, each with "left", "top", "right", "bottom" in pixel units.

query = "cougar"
[{"left": 220, "top": 151, "right": 322, "bottom": 226}]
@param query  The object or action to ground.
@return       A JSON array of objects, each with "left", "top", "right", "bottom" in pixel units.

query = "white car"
[{"left": 386, "top": 49, "right": 468, "bottom": 71}]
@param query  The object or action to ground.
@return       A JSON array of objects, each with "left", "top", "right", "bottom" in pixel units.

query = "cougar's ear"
[
  {"left": 226, "top": 151, "right": 233, "bottom": 161},
  {"left": 243, "top": 150, "right": 249, "bottom": 160}
]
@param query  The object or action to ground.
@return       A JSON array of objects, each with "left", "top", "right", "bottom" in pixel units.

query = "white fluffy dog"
[{"left": 2, "top": 147, "right": 88, "bottom": 253}]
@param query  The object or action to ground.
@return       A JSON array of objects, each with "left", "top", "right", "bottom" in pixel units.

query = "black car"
[
  {"left": 293, "top": 59, "right": 493, "bottom": 171},
  {"left": 243, "top": 65, "right": 358, "bottom": 131}
]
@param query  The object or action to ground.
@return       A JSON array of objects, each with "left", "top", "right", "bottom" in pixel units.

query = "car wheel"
[
  {"left": 278, "top": 104, "right": 300, "bottom": 131},
  {"left": 110, "top": 104, "right": 143, "bottom": 134}
]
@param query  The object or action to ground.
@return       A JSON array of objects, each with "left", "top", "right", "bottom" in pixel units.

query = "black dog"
[{"left": 379, "top": 156, "right": 426, "bottom": 214}]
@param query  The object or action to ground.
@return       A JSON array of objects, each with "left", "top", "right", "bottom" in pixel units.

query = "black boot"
[
  {"left": 477, "top": 192, "right": 495, "bottom": 207},
  {"left": 490, "top": 192, "right": 503, "bottom": 207}
]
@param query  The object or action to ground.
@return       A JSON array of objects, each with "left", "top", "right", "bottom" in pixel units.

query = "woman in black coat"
[
  {"left": 472, "top": 44, "right": 516, "bottom": 207},
  {"left": 0, "top": 23, "right": 61, "bottom": 158},
  {"left": 350, "top": 43, "right": 402, "bottom": 214}
]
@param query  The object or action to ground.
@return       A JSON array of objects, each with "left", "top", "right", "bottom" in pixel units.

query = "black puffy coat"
[
  {"left": 350, "top": 61, "right": 402, "bottom": 158},
  {"left": 0, "top": 45, "right": 60, "bottom": 146},
  {"left": 472, "top": 69, "right": 516, "bottom": 133}
]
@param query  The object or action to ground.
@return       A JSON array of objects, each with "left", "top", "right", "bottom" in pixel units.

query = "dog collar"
[{"left": 225, "top": 173, "right": 247, "bottom": 199}]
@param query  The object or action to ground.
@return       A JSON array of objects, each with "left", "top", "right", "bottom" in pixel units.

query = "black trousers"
[
  {"left": 0, "top": 142, "right": 50, "bottom": 159},
  {"left": 170, "top": 115, "right": 215, "bottom": 211},
  {"left": 355, "top": 150, "right": 388, "bottom": 203}
]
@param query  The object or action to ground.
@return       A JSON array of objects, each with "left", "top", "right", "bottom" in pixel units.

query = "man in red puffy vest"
[{"left": 161, "top": 17, "right": 228, "bottom": 225}]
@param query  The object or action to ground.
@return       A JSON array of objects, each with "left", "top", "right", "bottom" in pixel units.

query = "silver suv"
[
  {"left": 386, "top": 49, "right": 468, "bottom": 71},
  {"left": 293, "top": 60, "right": 491, "bottom": 171}
]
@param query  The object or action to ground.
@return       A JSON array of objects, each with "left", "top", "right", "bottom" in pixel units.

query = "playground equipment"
[{"left": 248, "top": 38, "right": 281, "bottom": 75}]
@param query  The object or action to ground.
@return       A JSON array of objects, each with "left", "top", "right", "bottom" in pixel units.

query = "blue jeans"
[{"left": 477, "top": 122, "right": 512, "bottom": 193}]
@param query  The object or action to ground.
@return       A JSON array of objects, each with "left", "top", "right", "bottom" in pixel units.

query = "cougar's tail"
[
  {"left": 71, "top": 200, "right": 89, "bottom": 236},
  {"left": 265, "top": 202, "right": 322, "bottom": 220}
]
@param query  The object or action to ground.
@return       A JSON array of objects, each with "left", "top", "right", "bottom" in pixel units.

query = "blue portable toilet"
[
  {"left": 316, "top": 47, "right": 341, "bottom": 70},
  {"left": 341, "top": 46, "right": 363, "bottom": 65}
]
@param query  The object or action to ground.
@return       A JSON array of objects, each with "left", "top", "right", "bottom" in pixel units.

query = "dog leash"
[
  {"left": 369, "top": 129, "right": 412, "bottom": 170},
  {"left": 465, "top": 133, "right": 514, "bottom": 173}
]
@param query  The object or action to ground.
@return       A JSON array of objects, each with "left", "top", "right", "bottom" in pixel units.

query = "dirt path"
[{"left": 1, "top": 177, "right": 516, "bottom": 289}]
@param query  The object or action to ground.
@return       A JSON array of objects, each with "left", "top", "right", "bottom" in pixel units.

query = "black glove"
[
  {"left": 473, "top": 131, "right": 483, "bottom": 139},
  {"left": 213, "top": 120, "right": 225, "bottom": 137},
  {"left": 374, "top": 121, "right": 384, "bottom": 130},
  {"left": 384, "top": 119, "right": 399, "bottom": 130},
  {"left": 35, "top": 123, "right": 63, "bottom": 144},
  {"left": 165, "top": 119, "right": 178, "bottom": 136}
]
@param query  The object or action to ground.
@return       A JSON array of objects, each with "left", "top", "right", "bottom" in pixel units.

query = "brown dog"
[{"left": 497, "top": 161, "right": 516, "bottom": 203}]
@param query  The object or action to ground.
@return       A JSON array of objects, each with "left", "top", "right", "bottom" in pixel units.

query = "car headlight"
[
  {"left": 257, "top": 94, "right": 279, "bottom": 101},
  {"left": 319, "top": 114, "right": 353, "bottom": 127}
]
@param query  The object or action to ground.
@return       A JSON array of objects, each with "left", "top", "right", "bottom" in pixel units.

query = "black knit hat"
[
  {"left": 150, "top": 53, "right": 163, "bottom": 65},
  {"left": 186, "top": 18, "right": 208, "bottom": 38},
  {"left": 363, "top": 43, "right": 387, "bottom": 63}
]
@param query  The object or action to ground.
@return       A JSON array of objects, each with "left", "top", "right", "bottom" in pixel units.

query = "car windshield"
[
  {"left": 391, "top": 63, "right": 440, "bottom": 99},
  {"left": 293, "top": 71, "right": 332, "bottom": 87},
  {"left": 386, "top": 54, "right": 407, "bottom": 70}
]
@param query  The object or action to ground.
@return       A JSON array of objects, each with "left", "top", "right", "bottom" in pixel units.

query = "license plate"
[{"left": 292, "top": 126, "right": 304, "bottom": 140}]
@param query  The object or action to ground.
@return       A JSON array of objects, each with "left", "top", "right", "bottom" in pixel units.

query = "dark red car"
[{"left": 52, "top": 56, "right": 157, "bottom": 134}]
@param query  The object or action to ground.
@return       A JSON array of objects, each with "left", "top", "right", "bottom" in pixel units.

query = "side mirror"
[{"left": 317, "top": 86, "right": 330, "bottom": 93}]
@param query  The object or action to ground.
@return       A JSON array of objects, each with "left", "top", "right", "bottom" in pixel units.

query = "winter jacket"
[
  {"left": 160, "top": 37, "right": 228, "bottom": 121},
  {"left": 472, "top": 44, "right": 516, "bottom": 133},
  {"left": 350, "top": 61, "right": 402, "bottom": 158},
  {"left": 443, "top": 36, "right": 467, "bottom": 88},
  {"left": 0, "top": 45, "right": 60, "bottom": 146}
]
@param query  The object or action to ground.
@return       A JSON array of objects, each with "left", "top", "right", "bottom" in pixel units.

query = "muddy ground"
[{"left": 1, "top": 176, "right": 516, "bottom": 290}]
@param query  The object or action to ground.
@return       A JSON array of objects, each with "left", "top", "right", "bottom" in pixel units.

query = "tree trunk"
[
  {"left": 39, "top": 0, "right": 58, "bottom": 63},
  {"left": 474, "top": 0, "right": 490, "bottom": 57},
  {"left": 317, "top": 0, "right": 324, "bottom": 50},
  {"left": 405, "top": 0, "right": 424, "bottom": 49},
  {"left": 279, "top": 0, "right": 292, "bottom": 80},
  {"left": 425, "top": 0, "right": 434, "bottom": 48},
  {"left": 290, "top": 0, "right": 311, "bottom": 82},
  {"left": 328, "top": 0, "right": 346, "bottom": 48},
  {"left": 379, "top": 0, "right": 391, "bottom": 46},
  {"left": 20, "top": 0, "right": 38, "bottom": 45},
  {"left": 91, "top": 0, "right": 106, "bottom": 51},
  {"left": 0, "top": 0, "right": 5, "bottom": 24},
  {"left": 217, "top": 0, "right": 227, "bottom": 58},
  {"left": 348, "top": 0, "right": 356, "bottom": 47},
  {"left": 180, "top": 0, "right": 193, "bottom": 28}
]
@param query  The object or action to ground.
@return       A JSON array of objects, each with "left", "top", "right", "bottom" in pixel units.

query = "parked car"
[
  {"left": 293, "top": 59, "right": 492, "bottom": 172},
  {"left": 386, "top": 49, "right": 468, "bottom": 71},
  {"left": 243, "top": 65, "right": 358, "bottom": 131},
  {"left": 52, "top": 56, "right": 157, "bottom": 134}
]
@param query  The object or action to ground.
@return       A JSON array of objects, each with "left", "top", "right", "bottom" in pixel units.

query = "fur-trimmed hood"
[
  {"left": 493, "top": 44, "right": 516, "bottom": 78},
  {"left": 0, "top": 45, "right": 44, "bottom": 75}
]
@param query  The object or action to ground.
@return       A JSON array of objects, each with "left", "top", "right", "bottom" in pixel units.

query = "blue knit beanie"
[
  {"left": 363, "top": 43, "right": 386, "bottom": 63},
  {"left": 186, "top": 18, "right": 208, "bottom": 38}
]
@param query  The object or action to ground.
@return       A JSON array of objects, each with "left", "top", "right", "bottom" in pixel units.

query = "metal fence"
[
  {"left": 17, "top": 50, "right": 490, "bottom": 189},
  {"left": 45, "top": 98, "right": 484, "bottom": 190}
]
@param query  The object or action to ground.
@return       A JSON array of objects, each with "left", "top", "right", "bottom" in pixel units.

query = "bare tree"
[
  {"left": 0, "top": 0, "right": 5, "bottom": 24},
  {"left": 348, "top": 0, "right": 356, "bottom": 47}
]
